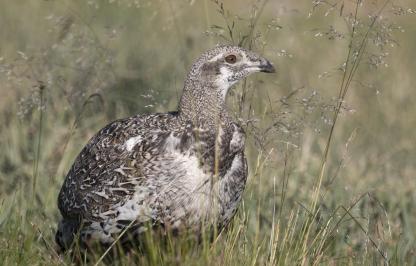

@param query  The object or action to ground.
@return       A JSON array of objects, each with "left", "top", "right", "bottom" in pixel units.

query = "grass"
[{"left": 0, "top": 0, "right": 416, "bottom": 265}]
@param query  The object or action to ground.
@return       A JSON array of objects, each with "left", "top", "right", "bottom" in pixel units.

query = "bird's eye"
[{"left": 225, "top": 54, "right": 237, "bottom": 64}]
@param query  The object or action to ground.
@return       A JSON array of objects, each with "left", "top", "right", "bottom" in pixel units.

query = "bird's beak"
[{"left": 259, "top": 59, "right": 276, "bottom": 73}]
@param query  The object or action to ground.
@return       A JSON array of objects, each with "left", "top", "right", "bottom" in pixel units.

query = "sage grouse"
[{"left": 56, "top": 45, "right": 275, "bottom": 251}]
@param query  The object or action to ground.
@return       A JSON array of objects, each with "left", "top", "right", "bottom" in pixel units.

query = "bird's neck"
[{"left": 178, "top": 78, "right": 232, "bottom": 128}]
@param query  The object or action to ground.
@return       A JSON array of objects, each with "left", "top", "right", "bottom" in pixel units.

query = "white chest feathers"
[{"left": 116, "top": 129, "right": 245, "bottom": 228}]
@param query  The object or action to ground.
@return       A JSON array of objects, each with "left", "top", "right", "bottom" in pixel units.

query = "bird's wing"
[{"left": 57, "top": 113, "right": 188, "bottom": 221}]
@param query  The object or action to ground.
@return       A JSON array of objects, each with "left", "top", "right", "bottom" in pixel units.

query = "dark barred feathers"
[{"left": 56, "top": 45, "right": 275, "bottom": 251}]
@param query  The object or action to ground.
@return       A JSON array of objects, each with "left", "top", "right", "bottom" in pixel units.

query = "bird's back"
[{"left": 58, "top": 112, "right": 180, "bottom": 219}]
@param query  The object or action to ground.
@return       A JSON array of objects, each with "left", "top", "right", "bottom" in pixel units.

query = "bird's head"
[
  {"left": 187, "top": 45, "right": 275, "bottom": 98},
  {"left": 180, "top": 45, "right": 275, "bottom": 122}
]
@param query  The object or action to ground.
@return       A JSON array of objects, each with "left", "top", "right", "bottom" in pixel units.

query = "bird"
[{"left": 56, "top": 45, "right": 275, "bottom": 252}]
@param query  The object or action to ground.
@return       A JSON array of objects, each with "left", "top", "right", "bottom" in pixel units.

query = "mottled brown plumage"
[{"left": 56, "top": 45, "right": 275, "bottom": 251}]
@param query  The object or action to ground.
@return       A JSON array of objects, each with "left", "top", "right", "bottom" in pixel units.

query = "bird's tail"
[{"left": 55, "top": 218, "right": 80, "bottom": 252}]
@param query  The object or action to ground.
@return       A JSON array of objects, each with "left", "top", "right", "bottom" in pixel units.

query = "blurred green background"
[{"left": 0, "top": 0, "right": 415, "bottom": 264}]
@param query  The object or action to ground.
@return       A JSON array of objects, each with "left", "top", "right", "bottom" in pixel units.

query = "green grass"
[{"left": 0, "top": 0, "right": 416, "bottom": 265}]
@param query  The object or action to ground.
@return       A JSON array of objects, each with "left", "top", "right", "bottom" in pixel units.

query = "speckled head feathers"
[
  {"left": 187, "top": 45, "right": 275, "bottom": 81},
  {"left": 179, "top": 45, "right": 275, "bottom": 123}
]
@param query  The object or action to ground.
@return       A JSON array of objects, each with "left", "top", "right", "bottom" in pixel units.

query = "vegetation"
[{"left": 0, "top": 0, "right": 415, "bottom": 265}]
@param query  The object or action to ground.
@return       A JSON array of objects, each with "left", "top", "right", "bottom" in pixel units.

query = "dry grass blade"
[
  {"left": 93, "top": 219, "right": 136, "bottom": 266},
  {"left": 32, "top": 82, "right": 45, "bottom": 203}
]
